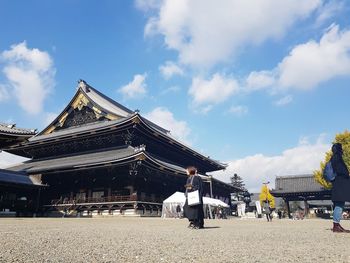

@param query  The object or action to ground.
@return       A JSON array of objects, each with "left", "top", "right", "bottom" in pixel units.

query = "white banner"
[{"left": 255, "top": 201, "right": 262, "bottom": 215}]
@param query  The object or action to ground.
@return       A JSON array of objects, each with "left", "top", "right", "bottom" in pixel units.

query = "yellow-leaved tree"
[
  {"left": 314, "top": 130, "right": 350, "bottom": 189},
  {"left": 259, "top": 184, "right": 275, "bottom": 208}
]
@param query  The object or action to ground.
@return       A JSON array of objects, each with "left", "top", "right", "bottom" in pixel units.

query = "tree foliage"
[
  {"left": 314, "top": 130, "right": 350, "bottom": 189},
  {"left": 259, "top": 184, "right": 275, "bottom": 208},
  {"left": 230, "top": 173, "right": 246, "bottom": 192}
]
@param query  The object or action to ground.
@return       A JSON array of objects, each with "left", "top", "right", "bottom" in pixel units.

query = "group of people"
[{"left": 182, "top": 142, "right": 350, "bottom": 233}]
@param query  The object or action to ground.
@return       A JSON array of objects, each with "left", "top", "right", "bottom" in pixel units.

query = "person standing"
[
  {"left": 277, "top": 210, "right": 282, "bottom": 219},
  {"left": 330, "top": 143, "right": 350, "bottom": 233},
  {"left": 263, "top": 200, "right": 272, "bottom": 222},
  {"left": 176, "top": 204, "right": 182, "bottom": 218},
  {"left": 183, "top": 166, "right": 204, "bottom": 229}
]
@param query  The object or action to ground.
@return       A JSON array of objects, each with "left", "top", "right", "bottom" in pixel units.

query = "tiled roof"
[
  {"left": 28, "top": 117, "right": 130, "bottom": 142},
  {"left": 5, "top": 81, "right": 226, "bottom": 171},
  {"left": 8, "top": 146, "right": 137, "bottom": 173},
  {"left": 0, "top": 169, "right": 43, "bottom": 186},
  {"left": 0, "top": 123, "right": 36, "bottom": 136},
  {"left": 82, "top": 81, "right": 134, "bottom": 118},
  {"left": 8, "top": 145, "right": 187, "bottom": 175},
  {"left": 272, "top": 174, "right": 325, "bottom": 194}
]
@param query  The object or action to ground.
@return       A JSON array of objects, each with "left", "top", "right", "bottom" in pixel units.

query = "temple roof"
[
  {"left": 79, "top": 81, "right": 134, "bottom": 118},
  {"left": 5, "top": 80, "right": 225, "bottom": 171},
  {"left": 0, "top": 123, "right": 36, "bottom": 148},
  {"left": 38, "top": 80, "right": 168, "bottom": 135},
  {"left": 271, "top": 174, "right": 331, "bottom": 200},
  {"left": 7, "top": 145, "right": 237, "bottom": 192},
  {"left": 0, "top": 123, "right": 36, "bottom": 136},
  {"left": 0, "top": 169, "right": 44, "bottom": 187},
  {"left": 272, "top": 174, "right": 326, "bottom": 194},
  {"left": 8, "top": 145, "right": 188, "bottom": 175}
]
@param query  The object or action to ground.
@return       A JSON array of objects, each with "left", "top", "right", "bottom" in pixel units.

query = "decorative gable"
[{"left": 41, "top": 80, "right": 130, "bottom": 135}]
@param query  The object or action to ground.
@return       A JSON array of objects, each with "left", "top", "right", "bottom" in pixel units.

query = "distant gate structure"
[
  {"left": 271, "top": 174, "right": 331, "bottom": 218},
  {"left": 3, "top": 80, "right": 239, "bottom": 216}
]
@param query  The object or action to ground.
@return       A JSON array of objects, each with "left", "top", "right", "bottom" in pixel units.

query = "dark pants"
[
  {"left": 184, "top": 200, "right": 204, "bottom": 228},
  {"left": 266, "top": 213, "right": 272, "bottom": 221}
]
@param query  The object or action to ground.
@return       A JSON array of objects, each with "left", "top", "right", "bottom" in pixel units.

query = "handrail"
[{"left": 50, "top": 195, "right": 162, "bottom": 205}]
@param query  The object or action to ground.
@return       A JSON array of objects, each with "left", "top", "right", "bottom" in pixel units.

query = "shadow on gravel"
[{"left": 202, "top": 226, "right": 220, "bottom": 229}]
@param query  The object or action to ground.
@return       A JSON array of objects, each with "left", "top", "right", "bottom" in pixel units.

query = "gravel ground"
[{"left": 0, "top": 217, "right": 349, "bottom": 263}]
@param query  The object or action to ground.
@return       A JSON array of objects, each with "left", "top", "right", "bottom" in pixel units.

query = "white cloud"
[
  {"left": 278, "top": 24, "right": 350, "bottom": 89},
  {"left": 212, "top": 135, "right": 330, "bottom": 192},
  {"left": 0, "top": 151, "right": 29, "bottom": 169},
  {"left": 243, "top": 24, "right": 350, "bottom": 93},
  {"left": 160, "top": 85, "right": 181, "bottom": 95},
  {"left": 135, "top": 0, "right": 161, "bottom": 12},
  {"left": 0, "top": 84, "right": 9, "bottom": 101},
  {"left": 144, "top": 107, "right": 191, "bottom": 144},
  {"left": 228, "top": 105, "right": 248, "bottom": 116},
  {"left": 143, "top": 0, "right": 321, "bottom": 67},
  {"left": 246, "top": 70, "right": 276, "bottom": 91},
  {"left": 316, "top": 1, "right": 345, "bottom": 26},
  {"left": 44, "top": 112, "right": 58, "bottom": 126},
  {"left": 118, "top": 74, "right": 147, "bottom": 99},
  {"left": 189, "top": 73, "right": 239, "bottom": 112},
  {"left": 1, "top": 41, "right": 55, "bottom": 114},
  {"left": 159, "top": 61, "right": 184, "bottom": 79},
  {"left": 274, "top": 95, "right": 293, "bottom": 106}
]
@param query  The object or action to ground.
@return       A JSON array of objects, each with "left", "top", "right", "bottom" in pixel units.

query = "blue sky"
[{"left": 1, "top": 0, "right": 349, "bottom": 192}]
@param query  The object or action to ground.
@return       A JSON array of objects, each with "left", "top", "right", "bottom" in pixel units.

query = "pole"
[{"left": 209, "top": 176, "right": 213, "bottom": 198}]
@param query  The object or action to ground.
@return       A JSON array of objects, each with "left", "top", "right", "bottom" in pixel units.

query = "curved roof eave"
[
  {"left": 136, "top": 114, "right": 227, "bottom": 170},
  {"left": 7, "top": 114, "right": 144, "bottom": 148}
]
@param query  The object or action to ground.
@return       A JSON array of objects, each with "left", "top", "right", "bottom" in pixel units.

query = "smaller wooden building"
[
  {"left": 271, "top": 174, "right": 331, "bottom": 218},
  {"left": 0, "top": 169, "right": 45, "bottom": 216},
  {"left": 0, "top": 123, "right": 36, "bottom": 148},
  {"left": 0, "top": 123, "right": 44, "bottom": 216}
]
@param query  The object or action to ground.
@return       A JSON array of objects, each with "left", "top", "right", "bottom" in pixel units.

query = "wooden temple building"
[
  {"left": 271, "top": 174, "right": 332, "bottom": 218},
  {"left": 3, "top": 80, "right": 238, "bottom": 216},
  {"left": 0, "top": 123, "right": 44, "bottom": 216}
]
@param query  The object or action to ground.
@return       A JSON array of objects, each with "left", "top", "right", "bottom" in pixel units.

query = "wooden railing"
[{"left": 50, "top": 195, "right": 162, "bottom": 205}]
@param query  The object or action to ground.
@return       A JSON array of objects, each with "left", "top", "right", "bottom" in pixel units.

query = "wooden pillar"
[
  {"left": 285, "top": 198, "right": 291, "bottom": 219},
  {"left": 304, "top": 200, "right": 309, "bottom": 218},
  {"left": 35, "top": 187, "right": 41, "bottom": 214}
]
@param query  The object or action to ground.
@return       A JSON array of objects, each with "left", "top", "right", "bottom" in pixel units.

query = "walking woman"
[
  {"left": 183, "top": 166, "right": 204, "bottom": 229},
  {"left": 330, "top": 143, "right": 350, "bottom": 233}
]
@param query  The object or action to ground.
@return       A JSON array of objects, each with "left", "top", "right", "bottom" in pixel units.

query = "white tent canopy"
[{"left": 161, "top": 192, "right": 229, "bottom": 218}]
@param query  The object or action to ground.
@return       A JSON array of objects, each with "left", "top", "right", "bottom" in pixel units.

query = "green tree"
[
  {"left": 230, "top": 173, "right": 246, "bottom": 192},
  {"left": 314, "top": 130, "right": 350, "bottom": 189}
]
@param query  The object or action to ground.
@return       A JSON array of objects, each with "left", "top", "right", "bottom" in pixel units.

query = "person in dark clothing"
[
  {"left": 183, "top": 166, "right": 204, "bottom": 229},
  {"left": 330, "top": 143, "right": 350, "bottom": 233},
  {"left": 176, "top": 204, "right": 182, "bottom": 218},
  {"left": 263, "top": 200, "right": 272, "bottom": 222},
  {"left": 277, "top": 210, "right": 282, "bottom": 219}
]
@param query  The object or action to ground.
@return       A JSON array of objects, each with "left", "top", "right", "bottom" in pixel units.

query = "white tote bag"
[{"left": 187, "top": 190, "right": 200, "bottom": 206}]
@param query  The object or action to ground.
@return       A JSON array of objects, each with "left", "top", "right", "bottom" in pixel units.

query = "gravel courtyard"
[{"left": 0, "top": 217, "right": 349, "bottom": 263}]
